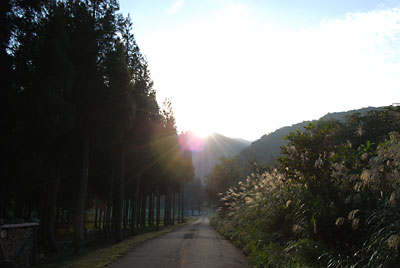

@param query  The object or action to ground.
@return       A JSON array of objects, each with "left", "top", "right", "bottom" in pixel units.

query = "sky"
[{"left": 119, "top": 0, "right": 400, "bottom": 141}]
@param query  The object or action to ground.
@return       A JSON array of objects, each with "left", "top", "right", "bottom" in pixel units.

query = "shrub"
[{"left": 212, "top": 109, "right": 400, "bottom": 267}]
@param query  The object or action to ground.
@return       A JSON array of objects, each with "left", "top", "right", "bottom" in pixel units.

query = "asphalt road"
[{"left": 109, "top": 216, "right": 250, "bottom": 268}]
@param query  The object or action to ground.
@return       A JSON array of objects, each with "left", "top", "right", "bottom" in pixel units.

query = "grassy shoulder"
[
  {"left": 37, "top": 219, "right": 195, "bottom": 268},
  {"left": 210, "top": 214, "right": 319, "bottom": 268}
]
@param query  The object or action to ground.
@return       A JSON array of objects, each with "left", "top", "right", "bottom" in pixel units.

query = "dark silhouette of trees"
[{"left": 1, "top": 0, "right": 194, "bottom": 255}]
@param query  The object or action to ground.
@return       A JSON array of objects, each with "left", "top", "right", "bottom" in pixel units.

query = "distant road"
[{"left": 109, "top": 215, "right": 250, "bottom": 268}]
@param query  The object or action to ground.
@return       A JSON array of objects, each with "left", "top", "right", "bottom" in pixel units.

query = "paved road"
[{"left": 109, "top": 216, "right": 250, "bottom": 268}]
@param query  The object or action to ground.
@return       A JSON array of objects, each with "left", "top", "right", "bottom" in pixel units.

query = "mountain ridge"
[
  {"left": 191, "top": 133, "right": 251, "bottom": 184},
  {"left": 192, "top": 106, "right": 380, "bottom": 184},
  {"left": 235, "top": 106, "right": 380, "bottom": 168}
]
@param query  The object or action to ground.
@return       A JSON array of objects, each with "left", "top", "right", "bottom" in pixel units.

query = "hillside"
[
  {"left": 235, "top": 121, "right": 311, "bottom": 167},
  {"left": 235, "top": 106, "right": 379, "bottom": 167},
  {"left": 191, "top": 133, "right": 251, "bottom": 184}
]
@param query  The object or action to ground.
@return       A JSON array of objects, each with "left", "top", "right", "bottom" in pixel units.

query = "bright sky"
[{"left": 119, "top": 0, "right": 400, "bottom": 141}]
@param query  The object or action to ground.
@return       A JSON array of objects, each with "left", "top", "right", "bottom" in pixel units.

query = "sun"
[
  {"left": 192, "top": 128, "right": 213, "bottom": 138},
  {"left": 190, "top": 127, "right": 213, "bottom": 138},
  {"left": 190, "top": 129, "right": 212, "bottom": 138},
  {"left": 176, "top": 111, "right": 215, "bottom": 139}
]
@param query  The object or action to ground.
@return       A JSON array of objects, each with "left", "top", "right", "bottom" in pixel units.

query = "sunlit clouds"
[{"left": 130, "top": 2, "right": 400, "bottom": 140}]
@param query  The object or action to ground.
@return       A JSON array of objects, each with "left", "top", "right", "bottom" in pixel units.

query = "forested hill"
[
  {"left": 191, "top": 133, "right": 251, "bottom": 184},
  {"left": 235, "top": 106, "right": 379, "bottom": 167}
]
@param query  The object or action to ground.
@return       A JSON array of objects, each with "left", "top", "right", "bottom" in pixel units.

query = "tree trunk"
[
  {"left": 104, "top": 165, "right": 114, "bottom": 239},
  {"left": 177, "top": 184, "right": 181, "bottom": 224},
  {"left": 180, "top": 179, "right": 184, "bottom": 223},
  {"left": 140, "top": 195, "right": 146, "bottom": 227},
  {"left": 123, "top": 199, "right": 129, "bottom": 230},
  {"left": 130, "top": 198, "right": 136, "bottom": 235},
  {"left": 38, "top": 188, "right": 48, "bottom": 244},
  {"left": 164, "top": 188, "right": 171, "bottom": 226},
  {"left": 156, "top": 191, "right": 160, "bottom": 230},
  {"left": 172, "top": 192, "right": 175, "bottom": 225},
  {"left": 102, "top": 208, "right": 105, "bottom": 230},
  {"left": 104, "top": 200, "right": 111, "bottom": 240},
  {"left": 136, "top": 197, "right": 141, "bottom": 228},
  {"left": 163, "top": 194, "right": 167, "bottom": 226},
  {"left": 48, "top": 175, "right": 61, "bottom": 252},
  {"left": 134, "top": 173, "right": 141, "bottom": 229},
  {"left": 94, "top": 199, "right": 98, "bottom": 230},
  {"left": 99, "top": 207, "right": 103, "bottom": 231},
  {"left": 114, "top": 149, "right": 125, "bottom": 243},
  {"left": 55, "top": 207, "right": 60, "bottom": 235},
  {"left": 66, "top": 209, "right": 72, "bottom": 232},
  {"left": 15, "top": 199, "right": 23, "bottom": 219},
  {"left": 74, "top": 123, "right": 90, "bottom": 254},
  {"left": 148, "top": 193, "right": 154, "bottom": 227},
  {"left": 0, "top": 198, "right": 6, "bottom": 221}
]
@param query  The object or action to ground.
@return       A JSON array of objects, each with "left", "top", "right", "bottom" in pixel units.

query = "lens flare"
[{"left": 179, "top": 131, "right": 205, "bottom": 152}]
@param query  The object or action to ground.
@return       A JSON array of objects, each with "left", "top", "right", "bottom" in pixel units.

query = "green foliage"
[
  {"left": 213, "top": 107, "right": 400, "bottom": 267},
  {"left": 205, "top": 157, "right": 242, "bottom": 203},
  {"left": 359, "top": 204, "right": 400, "bottom": 267}
]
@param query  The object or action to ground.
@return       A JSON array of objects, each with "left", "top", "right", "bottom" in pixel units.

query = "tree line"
[{"left": 0, "top": 0, "right": 194, "bottom": 254}]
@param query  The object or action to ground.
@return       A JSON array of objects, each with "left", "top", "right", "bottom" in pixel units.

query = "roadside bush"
[{"left": 212, "top": 108, "right": 400, "bottom": 267}]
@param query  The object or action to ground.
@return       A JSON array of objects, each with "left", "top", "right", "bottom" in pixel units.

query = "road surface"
[{"left": 109, "top": 216, "right": 250, "bottom": 268}]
